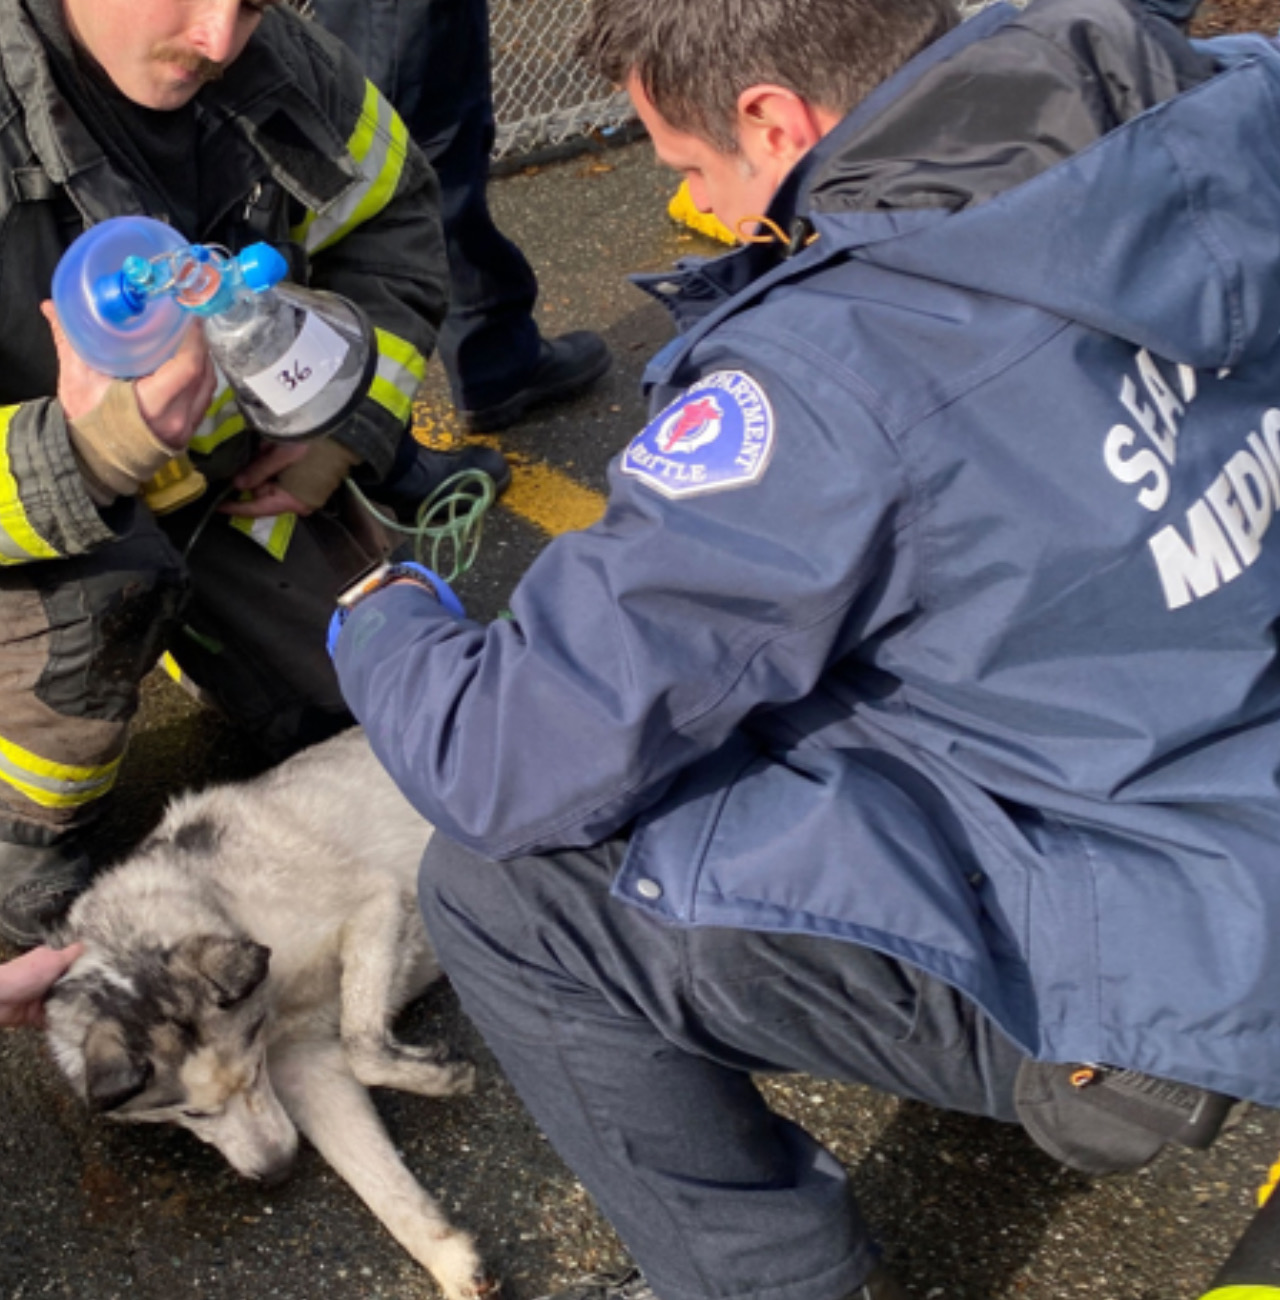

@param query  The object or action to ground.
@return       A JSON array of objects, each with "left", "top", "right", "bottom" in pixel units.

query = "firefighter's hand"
[
  {"left": 42, "top": 302, "right": 216, "bottom": 450},
  {"left": 220, "top": 441, "right": 315, "bottom": 518},
  {"left": 0, "top": 944, "right": 83, "bottom": 1029}
]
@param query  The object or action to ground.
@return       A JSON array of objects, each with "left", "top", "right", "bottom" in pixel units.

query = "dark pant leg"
[
  {"left": 309, "top": 0, "right": 541, "bottom": 409},
  {"left": 1141, "top": 0, "right": 1202, "bottom": 25},
  {"left": 404, "top": 0, "right": 541, "bottom": 409},
  {"left": 0, "top": 506, "right": 185, "bottom": 837},
  {"left": 161, "top": 498, "right": 384, "bottom": 760},
  {"left": 420, "top": 835, "right": 1024, "bottom": 1300}
]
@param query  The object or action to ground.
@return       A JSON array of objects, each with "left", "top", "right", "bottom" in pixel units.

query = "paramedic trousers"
[
  {"left": 419, "top": 834, "right": 1026, "bottom": 1300},
  {"left": 0, "top": 491, "right": 380, "bottom": 842},
  {"left": 308, "top": 0, "right": 541, "bottom": 411}
]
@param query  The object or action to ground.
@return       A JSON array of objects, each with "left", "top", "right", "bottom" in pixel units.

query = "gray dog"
[{"left": 44, "top": 728, "right": 497, "bottom": 1300}]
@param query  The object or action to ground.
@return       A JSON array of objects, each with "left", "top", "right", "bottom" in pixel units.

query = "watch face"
[{"left": 337, "top": 561, "right": 395, "bottom": 608}]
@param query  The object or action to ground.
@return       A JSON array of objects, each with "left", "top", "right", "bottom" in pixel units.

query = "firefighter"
[{"left": 0, "top": 0, "right": 509, "bottom": 946}]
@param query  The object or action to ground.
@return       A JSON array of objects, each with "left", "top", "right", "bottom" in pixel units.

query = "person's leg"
[
  {"left": 161, "top": 493, "right": 384, "bottom": 760},
  {"left": 396, "top": 0, "right": 543, "bottom": 413},
  {"left": 309, "top": 0, "right": 611, "bottom": 427},
  {"left": 420, "top": 835, "right": 1023, "bottom": 1300},
  {"left": 353, "top": 426, "right": 511, "bottom": 526},
  {"left": 0, "top": 510, "right": 186, "bottom": 945},
  {"left": 1140, "top": 0, "right": 1202, "bottom": 27}
]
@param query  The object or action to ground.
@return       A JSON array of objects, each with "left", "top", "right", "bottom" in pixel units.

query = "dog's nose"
[{"left": 255, "top": 1158, "right": 295, "bottom": 1188}]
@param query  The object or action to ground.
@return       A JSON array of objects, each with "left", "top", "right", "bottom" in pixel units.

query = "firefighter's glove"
[
  {"left": 67, "top": 380, "right": 178, "bottom": 504},
  {"left": 274, "top": 439, "right": 362, "bottom": 512}
]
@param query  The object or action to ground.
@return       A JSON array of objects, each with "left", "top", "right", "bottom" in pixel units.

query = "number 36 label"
[{"left": 242, "top": 312, "right": 350, "bottom": 417}]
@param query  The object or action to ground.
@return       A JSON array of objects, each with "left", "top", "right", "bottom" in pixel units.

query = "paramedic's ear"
[{"left": 735, "top": 84, "right": 840, "bottom": 174}]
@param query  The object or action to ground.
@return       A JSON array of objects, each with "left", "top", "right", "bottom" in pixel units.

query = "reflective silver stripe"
[
  {"left": 190, "top": 374, "right": 247, "bottom": 455},
  {"left": 293, "top": 81, "right": 409, "bottom": 255},
  {"left": 0, "top": 735, "right": 120, "bottom": 811},
  {"left": 229, "top": 511, "right": 297, "bottom": 560},
  {"left": 368, "top": 329, "right": 427, "bottom": 423}
]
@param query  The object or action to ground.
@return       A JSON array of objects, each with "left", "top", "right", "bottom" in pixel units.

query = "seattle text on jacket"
[{"left": 1102, "top": 348, "right": 1280, "bottom": 611}]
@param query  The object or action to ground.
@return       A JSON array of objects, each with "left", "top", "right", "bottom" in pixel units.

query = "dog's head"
[{"left": 45, "top": 934, "right": 299, "bottom": 1184}]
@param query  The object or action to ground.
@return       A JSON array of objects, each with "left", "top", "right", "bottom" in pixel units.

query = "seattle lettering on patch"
[{"left": 622, "top": 371, "right": 776, "bottom": 499}]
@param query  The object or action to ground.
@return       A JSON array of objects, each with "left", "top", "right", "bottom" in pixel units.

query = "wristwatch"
[
  {"left": 327, "top": 560, "right": 466, "bottom": 659},
  {"left": 337, "top": 560, "right": 438, "bottom": 609}
]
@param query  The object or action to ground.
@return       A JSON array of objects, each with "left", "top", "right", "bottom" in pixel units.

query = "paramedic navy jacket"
[{"left": 336, "top": 0, "right": 1280, "bottom": 1107}]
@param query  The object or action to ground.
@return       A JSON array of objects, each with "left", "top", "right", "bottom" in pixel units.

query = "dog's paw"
[
  {"left": 385, "top": 1040, "right": 476, "bottom": 1095},
  {"left": 427, "top": 1058, "right": 476, "bottom": 1097},
  {"left": 423, "top": 1230, "right": 498, "bottom": 1300},
  {"left": 391, "top": 1038, "right": 451, "bottom": 1065},
  {"left": 345, "top": 1035, "right": 477, "bottom": 1097}
]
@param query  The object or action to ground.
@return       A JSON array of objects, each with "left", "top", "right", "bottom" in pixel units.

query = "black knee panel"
[{"left": 27, "top": 516, "right": 187, "bottom": 721}]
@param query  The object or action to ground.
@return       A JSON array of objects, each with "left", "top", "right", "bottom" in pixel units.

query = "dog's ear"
[
  {"left": 175, "top": 936, "right": 271, "bottom": 1008},
  {"left": 83, "top": 1020, "right": 151, "bottom": 1113}
]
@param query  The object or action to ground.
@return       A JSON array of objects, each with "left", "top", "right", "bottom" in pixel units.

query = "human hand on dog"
[{"left": 0, "top": 944, "right": 83, "bottom": 1028}]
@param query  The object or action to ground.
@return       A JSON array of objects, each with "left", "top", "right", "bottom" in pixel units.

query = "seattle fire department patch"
[{"left": 621, "top": 370, "right": 776, "bottom": 499}]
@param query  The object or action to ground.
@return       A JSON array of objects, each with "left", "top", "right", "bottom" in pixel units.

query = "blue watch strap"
[{"left": 328, "top": 562, "right": 466, "bottom": 659}]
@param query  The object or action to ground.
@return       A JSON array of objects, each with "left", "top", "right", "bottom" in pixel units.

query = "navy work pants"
[
  {"left": 1142, "top": 0, "right": 1202, "bottom": 25},
  {"left": 308, "top": 0, "right": 541, "bottom": 410},
  {"left": 420, "top": 834, "right": 1026, "bottom": 1300}
]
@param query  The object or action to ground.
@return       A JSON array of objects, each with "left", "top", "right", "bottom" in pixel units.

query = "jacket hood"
[{"left": 784, "top": 0, "right": 1280, "bottom": 370}]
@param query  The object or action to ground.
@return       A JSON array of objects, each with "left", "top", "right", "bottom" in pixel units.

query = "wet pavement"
[{"left": 3, "top": 139, "right": 1279, "bottom": 1300}]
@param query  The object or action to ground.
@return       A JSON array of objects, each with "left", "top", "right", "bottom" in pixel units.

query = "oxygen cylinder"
[{"left": 177, "top": 243, "right": 376, "bottom": 442}]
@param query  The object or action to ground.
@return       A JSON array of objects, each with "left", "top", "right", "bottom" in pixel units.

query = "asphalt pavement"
[{"left": 2, "top": 139, "right": 1278, "bottom": 1300}]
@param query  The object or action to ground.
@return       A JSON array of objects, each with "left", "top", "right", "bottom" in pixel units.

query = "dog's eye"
[{"left": 182, "top": 1108, "right": 213, "bottom": 1120}]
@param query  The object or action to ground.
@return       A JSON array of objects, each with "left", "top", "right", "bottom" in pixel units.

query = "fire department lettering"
[{"left": 623, "top": 371, "right": 776, "bottom": 499}]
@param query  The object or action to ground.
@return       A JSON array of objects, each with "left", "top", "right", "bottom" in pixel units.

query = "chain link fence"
[
  {"left": 293, "top": 0, "right": 1019, "bottom": 167},
  {"left": 490, "top": 0, "right": 631, "bottom": 161},
  {"left": 486, "top": 1, "right": 1018, "bottom": 164},
  {"left": 292, "top": 1, "right": 1024, "bottom": 166}
]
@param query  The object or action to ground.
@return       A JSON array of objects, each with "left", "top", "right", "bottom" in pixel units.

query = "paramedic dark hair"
[{"left": 577, "top": 0, "right": 959, "bottom": 153}]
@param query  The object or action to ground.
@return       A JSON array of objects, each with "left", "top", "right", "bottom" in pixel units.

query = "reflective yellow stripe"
[
  {"left": 1260, "top": 1162, "right": 1280, "bottom": 1207},
  {"left": 1200, "top": 1288, "right": 1280, "bottom": 1298},
  {"left": 0, "top": 733, "right": 120, "bottom": 810},
  {"left": 229, "top": 511, "right": 297, "bottom": 561},
  {"left": 293, "top": 208, "right": 317, "bottom": 248},
  {"left": 291, "top": 81, "right": 409, "bottom": 255},
  {"left": 190, "top": 410, "right": 247, "bottom": 456},
  {"left": 0, "top": 406, "right": 60, "bottom": 564},
  {"left": 189, "top": 381, "right": 247, "bottom": 455},
  {"left": 368, "top": 328, "right": 427, "bottom": 423}
]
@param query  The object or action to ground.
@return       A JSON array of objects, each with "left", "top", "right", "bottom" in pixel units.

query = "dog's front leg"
[
  {"left": 270, "top": 1038, "right": 496, "bottom": 1299},
  {"left": 339, "top": 886, "right": 476, "bottom": 1096}
]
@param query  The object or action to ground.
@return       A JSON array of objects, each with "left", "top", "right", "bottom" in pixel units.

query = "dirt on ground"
[{"left": 1192, "top": 0, "right": 1280, "bottom": 34}]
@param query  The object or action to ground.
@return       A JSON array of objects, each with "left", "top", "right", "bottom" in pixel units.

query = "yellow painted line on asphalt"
[
  {"left": 413, "top": 399, "right": 607, "bottom": 539},
  {"left": 495, "top": 451, "right": 607, "bottom": 536}
]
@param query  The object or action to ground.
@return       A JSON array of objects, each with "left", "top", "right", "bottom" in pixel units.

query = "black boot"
[
  {"left": 462, "top": 330, "right": 612, "bottom": 433},
  {"left": 532, "top": 1263, "right": 909, "bottom": 1300},
  {"left": 365, "top": 439, "right": 512, "bottom": 527},
  {"left": 851, "top": 1263, "right": 912, "bottom": 1299},
  {"left": 0, "top": 824, "right": 95, "bottom": 948}
]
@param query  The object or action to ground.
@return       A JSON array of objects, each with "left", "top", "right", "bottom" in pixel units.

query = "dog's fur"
[{"left": 44, "top": 728, "right": 496, "bottom": 1300}]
